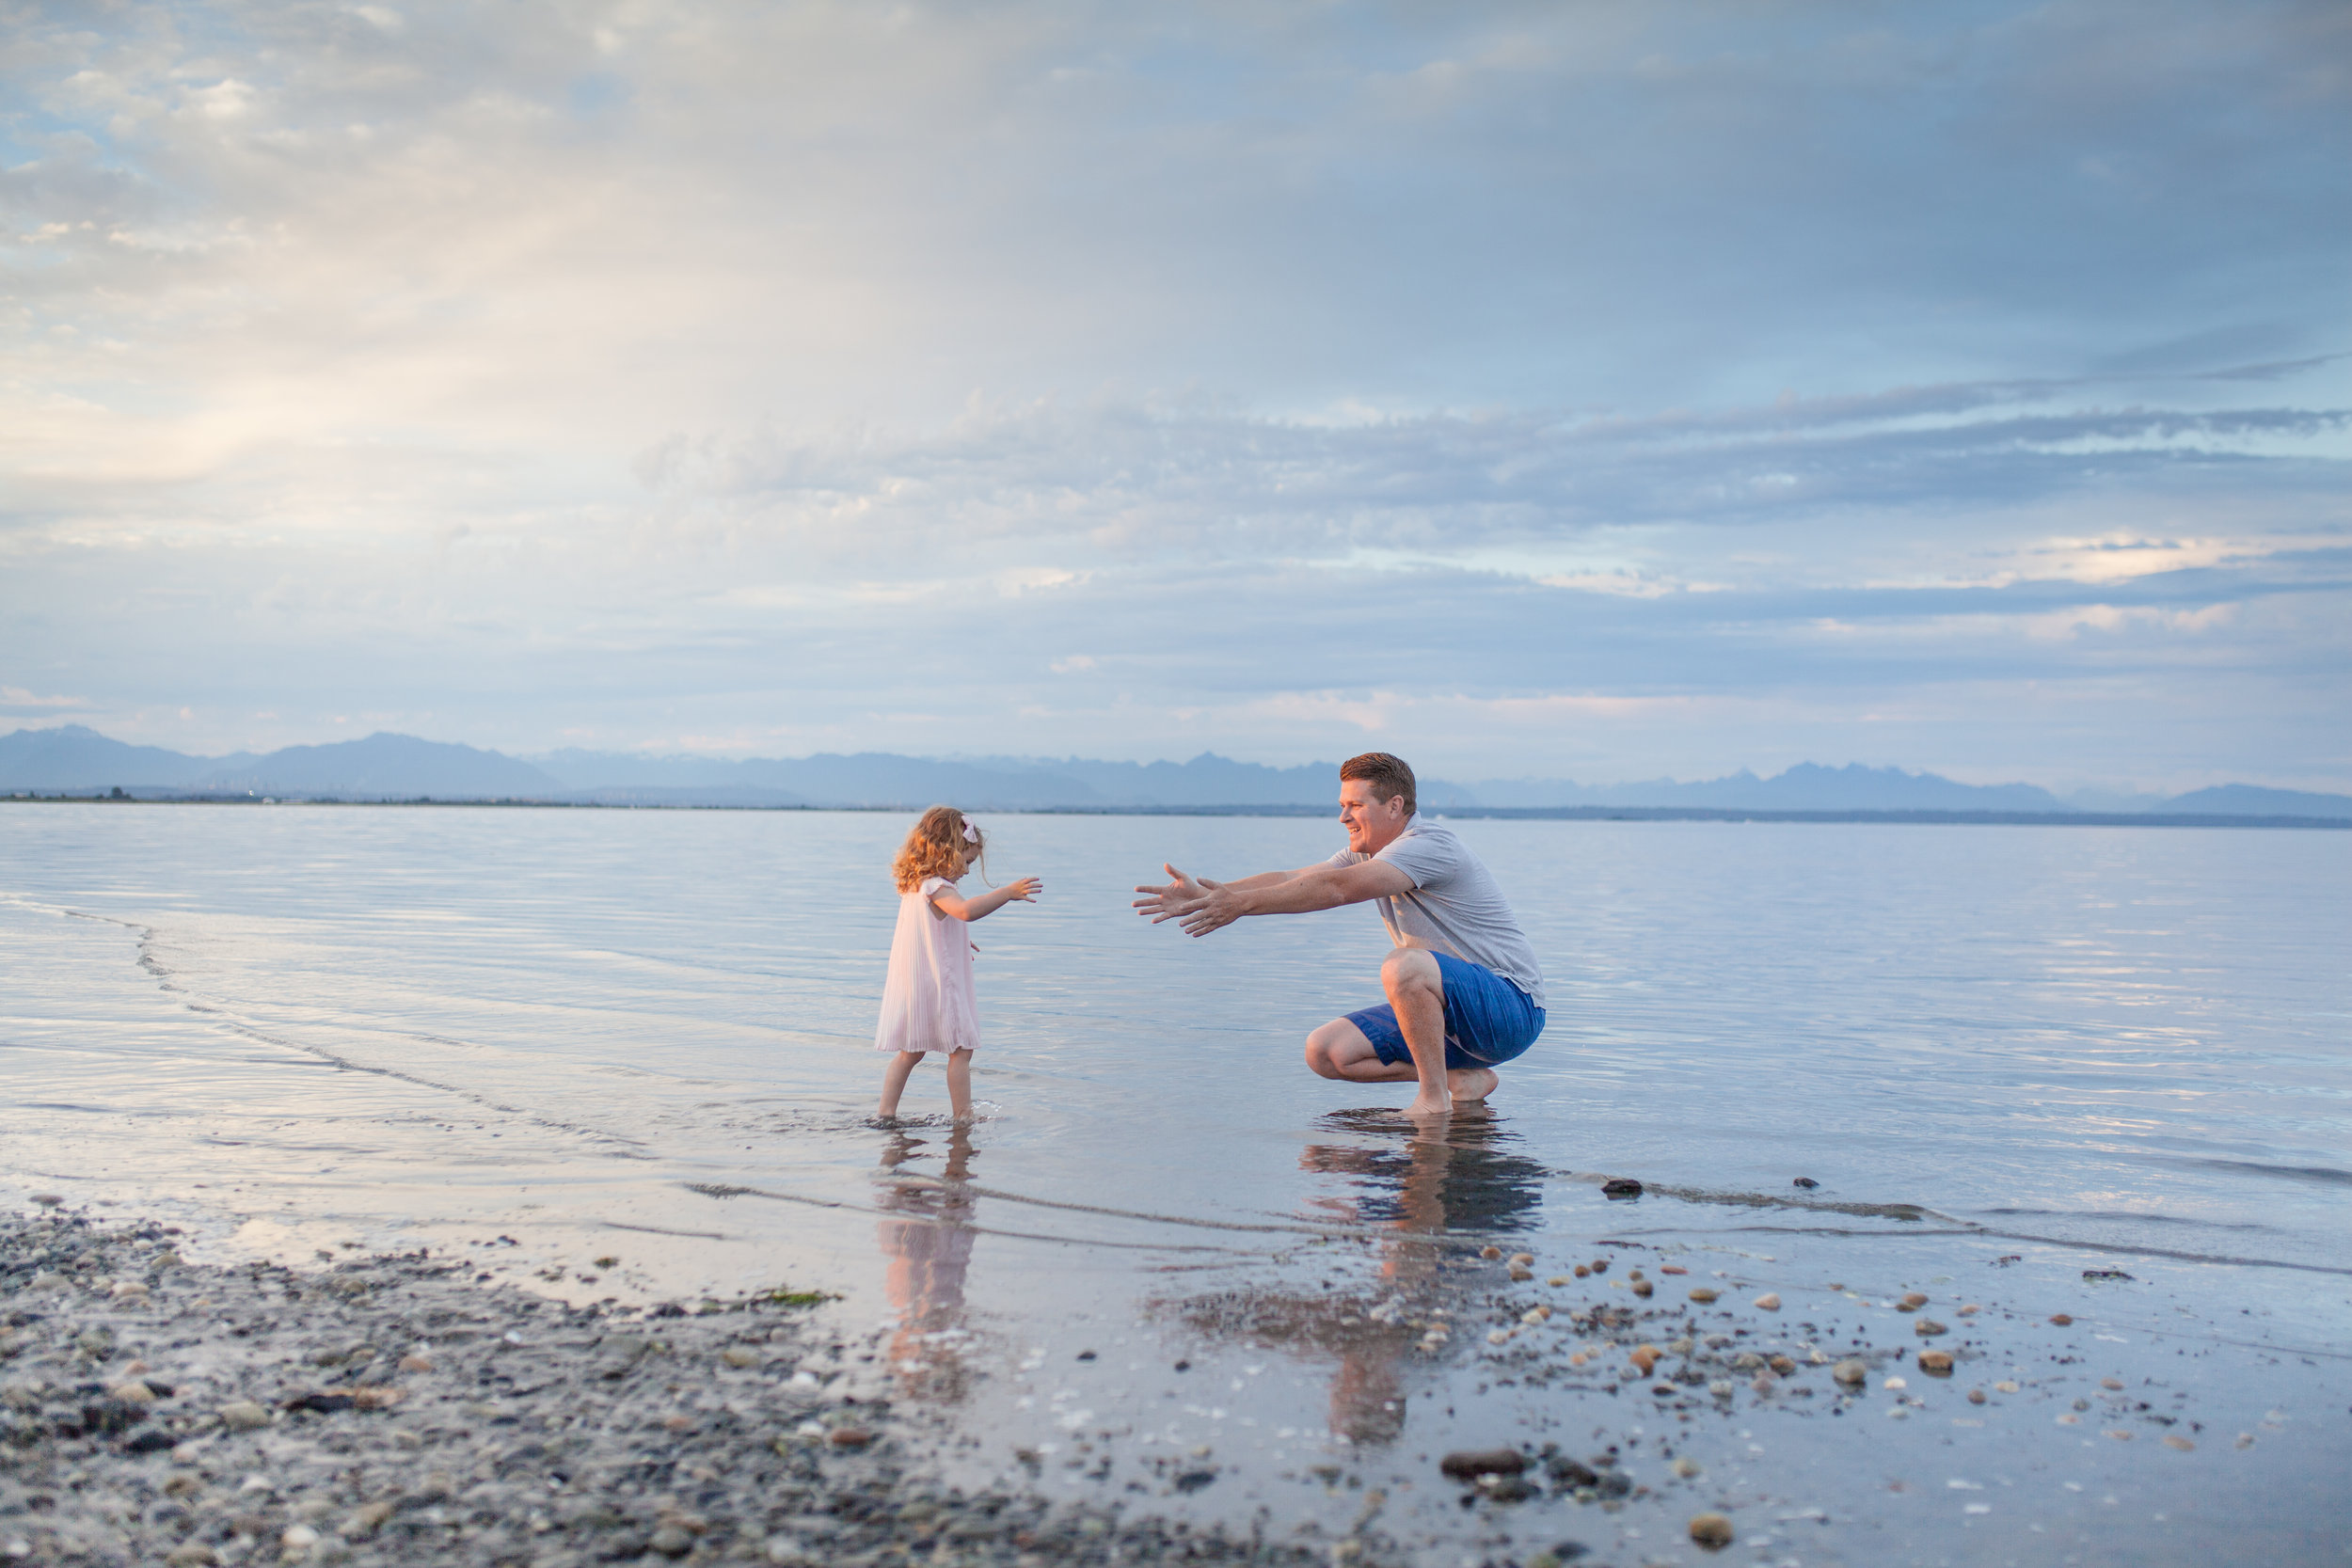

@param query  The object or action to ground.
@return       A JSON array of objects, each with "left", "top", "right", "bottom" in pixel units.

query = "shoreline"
[
  {"left": 4, "top": 798, "right": 2346, "bottom": 830},
  {"left": 0, "top": 1208, "right": 1315, "bottom": 1568}
]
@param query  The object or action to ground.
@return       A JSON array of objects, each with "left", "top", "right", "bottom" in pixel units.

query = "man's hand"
[
  {"left": 1132, "top": 863, "right": 1242, "bottom": 936},
  {"left": 1133, "top": 863, "right": 1206, "bottom": 923}
]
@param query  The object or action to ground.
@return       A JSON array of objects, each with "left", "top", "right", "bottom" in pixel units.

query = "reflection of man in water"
[
  {"left": 1134, "top": 752, "right": 1546, "bottom": 1118},
  {"left": 875, "top": 1125, "right": 979, "bottom": 1400},
  {"left": 1174, "top": 1113, "right": 1548, "bottom": 1446}
]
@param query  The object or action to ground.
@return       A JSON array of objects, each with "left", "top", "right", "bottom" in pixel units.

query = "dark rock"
[
  {"left": 284, "top": 1393, "right": 357, "bottom": 1415},
  {"left": 1172, "top": 1469, "right": 1216, "bottom": 1494},
  {"left": 1791, "top": 1178, "right": 1819, "bottom": 1189},
  {"left": 2083, "top": 1269, "right": 2135, "bottom": 1282},
  {"left": 1440, "top": 1448, "right": 1527, "bottom": 1481},
  {"left": 121, "top": 1429, "right": 178, "bottom": 1455},
  {"left": 1601, "top": 1179, "right": 1643, "bottom": 1199}
]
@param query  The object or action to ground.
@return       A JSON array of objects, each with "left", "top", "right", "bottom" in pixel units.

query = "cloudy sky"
[{"left": 3, "top": 0, "right": 2345, "bottom": 789}]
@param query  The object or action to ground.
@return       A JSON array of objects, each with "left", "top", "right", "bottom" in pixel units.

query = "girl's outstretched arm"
[{"left": 928, "top": 877, "right": 1042, "bottom": 922}]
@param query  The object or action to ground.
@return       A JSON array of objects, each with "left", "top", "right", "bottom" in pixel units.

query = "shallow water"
[{"left": 4, "top": 804, "right": 2346, "bottom": 1562}]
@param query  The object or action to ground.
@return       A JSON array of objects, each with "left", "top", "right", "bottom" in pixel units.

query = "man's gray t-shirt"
[{"left": 1327, "top": 815, "right": 1546, "bottom": 1008}]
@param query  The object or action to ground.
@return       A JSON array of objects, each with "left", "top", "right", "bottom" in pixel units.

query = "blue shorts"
[{"left": 1347, "top": 951, "right": 1546, "bottom": 1071}]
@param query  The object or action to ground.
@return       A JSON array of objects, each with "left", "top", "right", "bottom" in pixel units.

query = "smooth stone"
[
  {"left": 30, "top": 1196, "right": 63, "bottom": 1209},
  {"left": 1918, "top": 1350, "right": 1954, "bottom": 1375},
  {"left": 166, "top": 1546, "right": 216, "bottom": 1567},
  {"left": 1968, "top": 1386, "right": 1988, "bottom": 1403},
  {"left": 343, "top": 1501, "right": 395, "bottom": 1537},
  {"left": 1672, "top": 1457, "right": 1702, "bottom": 1479},
  {"left": 828, "top": 1427, "right": 874, "bottom": 1449},
  {"left": 1753, "top": 1293, "right": 1781, "bottom": 1311},
  {"left": 1689, "top": 1512, "right": 1735, "bottom": 1549},
  {"left": 1994, "top": 1381, "right": 2021, "bottom": 1394},
  {"left": 650, "top": 1526, "right": 694, "bottom": 1558},
  {"left": 1791, "top": 1178, "right": 1818, "bottom": 1189},
  {"left": 1915, "top": 1319, "right": 1948, "bottom": 1338},
  {"left": 723, "top": 1348, "right": 760, "bottom": 1368},
  {"left": 281, "top": 1525, "right": 320, "bottom": 1550},
  {"left": 2049, "top": 1314, "right": 2074, "bottom": 1326},
  {"left": 1630, "top": 1279, "right": 1653, "bottom": 1298},
  {"left": 1439, "top": 1448, "right": 1526, "bottom": 1481},
  {"left": 1687, "top": 1288, "right": 1719, "bottom": 1304},
  {"left": 1832, "top": 1360, "right": 1868, "bottom": 1386},
  {"left": 219, "top": 1401, "right": 271, "bottom": 1432},
  {"left": 1899, "top": 1292, "right": 1929, "bottom": 1310}
]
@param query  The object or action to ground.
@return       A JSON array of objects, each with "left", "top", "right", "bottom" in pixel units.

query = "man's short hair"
[{"left": 1340, "top": 752, "right": 1417, "bottom": 817}]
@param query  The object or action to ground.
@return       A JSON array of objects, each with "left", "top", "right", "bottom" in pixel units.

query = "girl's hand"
[{"left": 1004, "top": 876, "right": 1042, "bottom": 903}]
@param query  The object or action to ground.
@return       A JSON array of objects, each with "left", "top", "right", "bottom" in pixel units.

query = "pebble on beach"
[
  {"left": 1917, "top": 1350, "right": 1954, "bottom": 1375},
  {"left": 1899, "top": 1291, "right": 1929, "bottom": 1311},
  {"left": 1753, "top": 1292, "right": 1780, "bottom": 1311},
  {"left": 1688, "top": 1512, "right": 1736, "bottom": 1549},
  {"left": 1439, "top": 1449, "right": 1528, "bottom": 1481},
  {"left": 2051, "top": 1313, "right": 2074, "bottom": 1325},
  {"left": 1688, "top": 1288, "right": 1719, "bottom": 1304}
]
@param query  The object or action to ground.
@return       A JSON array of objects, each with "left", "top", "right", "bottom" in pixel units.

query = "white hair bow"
[{"left": 961, "top": 818, "right": 979, "bottom": 844}]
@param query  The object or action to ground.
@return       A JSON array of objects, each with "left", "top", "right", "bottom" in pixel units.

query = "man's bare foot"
[
  {"left": 1448, "top": 1067, "right": 1498, "bottom": 1102},
  {"left": 1403, "top": 1092, "right": 1453, "bottom": 1118}
]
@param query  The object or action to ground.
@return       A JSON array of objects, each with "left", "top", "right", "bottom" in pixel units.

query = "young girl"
[{"left": 875, "top": 806, "right": 1041, "bottom": 1120}]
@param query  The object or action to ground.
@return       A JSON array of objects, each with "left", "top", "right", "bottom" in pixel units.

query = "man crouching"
[{"left": 1133, "top": 752, "right": 1547, "bottom": 1117}]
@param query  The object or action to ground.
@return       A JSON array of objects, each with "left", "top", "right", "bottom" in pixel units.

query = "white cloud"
[{"left": 0, "top": 0, "right": 2344, "bottom": 785}]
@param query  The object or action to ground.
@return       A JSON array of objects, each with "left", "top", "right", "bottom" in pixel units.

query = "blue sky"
[{"left": 1, "top": 0, "right": 2345, "bottom": 789}]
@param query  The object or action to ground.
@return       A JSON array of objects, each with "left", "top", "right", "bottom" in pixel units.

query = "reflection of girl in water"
[
  {"left": 877, "top": 1127, "right": 978, "bottom": 1398},
  {"left": 874, "top": 807, "right": 1041, "bottom": 1120}
]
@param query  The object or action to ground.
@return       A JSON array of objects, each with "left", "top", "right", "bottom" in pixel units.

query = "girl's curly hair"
[{"left": 892, "top": 805, "right": 986, "bottom": 893}]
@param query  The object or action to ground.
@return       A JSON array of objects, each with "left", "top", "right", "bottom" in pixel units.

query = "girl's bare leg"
[
  {"left": 946, "top": 1050, "right": 975, "bottom": 1121},
  {"left": 878, "top": 1050, "right": 923, "bottom": 1117}
]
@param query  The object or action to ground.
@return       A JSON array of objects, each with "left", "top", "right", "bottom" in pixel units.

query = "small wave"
[
  {"left": 1979, "top": 1207, "right": 2270, "bottom": 1230},
  {"left": 2168, "top": 1158, "right": 2352, "bottom": 1187}
]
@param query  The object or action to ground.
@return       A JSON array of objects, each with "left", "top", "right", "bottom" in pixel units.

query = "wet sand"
[{"left": 8, "top": 1174, "right": 2344, "bottom": 1568}]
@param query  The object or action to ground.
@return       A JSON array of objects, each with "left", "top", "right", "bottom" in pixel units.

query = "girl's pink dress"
[{"left": 874, "top": 877, "right": 981, "bottom": 1054}]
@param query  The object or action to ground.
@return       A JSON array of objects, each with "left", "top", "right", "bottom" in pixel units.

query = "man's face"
[{"left": 1338, "top": 779, "right": 1408, "bottom": 854}]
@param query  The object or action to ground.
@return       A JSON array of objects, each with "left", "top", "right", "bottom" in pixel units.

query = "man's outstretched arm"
[{"left": 1134, "top": 859, "right": 1413, "bottom": 937}]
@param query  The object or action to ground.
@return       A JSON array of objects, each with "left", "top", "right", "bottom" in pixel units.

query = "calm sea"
[{"left": 4, "top": 804, "right": 2345, "bottom": 1559}]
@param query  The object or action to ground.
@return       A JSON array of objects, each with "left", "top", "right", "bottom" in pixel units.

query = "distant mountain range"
[{"left": 3, "top": 724, "right": 2347, "bottom": 819}]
